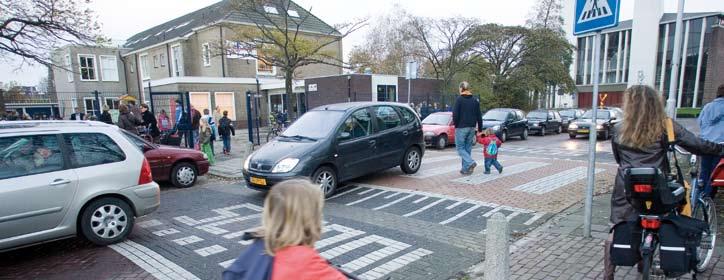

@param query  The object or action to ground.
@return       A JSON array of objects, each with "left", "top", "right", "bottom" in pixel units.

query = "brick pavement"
[{"left": 0, "top": 237, "right": 151, "bottom": 280}]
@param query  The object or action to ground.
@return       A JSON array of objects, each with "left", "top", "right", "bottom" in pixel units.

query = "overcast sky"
[{"left": 2, "top": 0, "right": 722, "bottom": 85}]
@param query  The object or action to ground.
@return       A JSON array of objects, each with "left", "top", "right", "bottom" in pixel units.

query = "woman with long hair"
[
  {"left": 199, "top": 118, "right": 215, "bottom": 165},
  {"left": 604, "top": 85, "right": 724, "bottom": 278},
  {"left": 223, "top": 180, "right": 346, "bottom": 280}
]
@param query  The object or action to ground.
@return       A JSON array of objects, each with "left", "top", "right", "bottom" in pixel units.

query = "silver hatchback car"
[{"left": 0, "top": 121, "right": 160, "bottom": 251}]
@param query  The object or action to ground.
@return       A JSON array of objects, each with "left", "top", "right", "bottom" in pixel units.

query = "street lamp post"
[{"left": 666, "top": 0, "right": 685, "bottom": 118}]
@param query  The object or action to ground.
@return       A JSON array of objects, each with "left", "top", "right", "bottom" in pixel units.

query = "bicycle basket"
[{"left": 623, "top": 167, "right": 685, "bottom": 215}]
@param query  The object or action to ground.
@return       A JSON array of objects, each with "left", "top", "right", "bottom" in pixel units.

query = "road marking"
[
  {"left": 110, "top": 240, "right": 200, "bottom": 280},
  {"left": 482, "top": 206, "right": 502, "bottom": 218},
  {"left": 219, "top": 259, "right": 235, "bottom": 269},
  {"left": 413, "top": 196, "right": 429, "bottom": 204},
  {"left": 358, "top": 188, "right": 376, "bottom": 195},
  {"left": 194, "top": 245, "right": 227, "bottom": 257},
  {"left": 403, "top": 198, "right": 447, "bottom": 217},
  {"left": 524, "top": 213, "right": 546, "bottom": 225},
  {"left": 445, "top": 201, "right": 465, "bottom": 210},
  {"left": 439, "top": 204, "right": 483, "bottom": 225},
  {"left": 195, "top": 213, "right": 261, "bottom": 235},
  {"left": 373, "top": 193, "right": 416, "bottom": 210},
  {"left": 453, "top": 162, "right": 549, "bottom": 185},
  {"left": 384, "top": 192, "right": 401, "bottom": 199},
  {"left": 506, "top": 211, "right": 521, "bottom": 221},
  {"left": 328, "top": 186, "right": 362, "bottom": 200},
  {"left": 316, "top": 224, "right": 366, "bottom": 249},
  {"left": 512, "top": 167, "right": 604, "bottom": 194},
  {"left": 402, "top": 160, "right": 484, "bottom": 179},
  {"left": 359, "top": 248, "right": 433, "bottom": 280},
  {"left": 174, "top": 203, "right": 262, "bottom": 226},
  {"left": 339, "top": 237, "right": 411, "bottom": 273},
  {"left": 421, "top": 155, "right": 459, "bottom": 164},
  {"left": 346, "top": 190, "right": 389, "bottom": 206},
  {"left": 172, "top": 235, "right": 203, "bottom": 246},
  {"left": 136, "top": 219, "right": 163, "bottom": 228},
  {"left": 152, "top": 228, "right": 180, "bottom": 237}
]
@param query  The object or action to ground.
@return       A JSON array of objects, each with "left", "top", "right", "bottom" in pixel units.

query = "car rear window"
[
  {"left": 63, "top": 133, "right": 126, "bottom": 168},
  {"left": 0, "top": 134, "right": 64, "bottom": 179}
]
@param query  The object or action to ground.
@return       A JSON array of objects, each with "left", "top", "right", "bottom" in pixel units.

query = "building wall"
[
  {"left": 627, "top": 0, "right": 662, "bottom": 87},
  {"left": 304, "top": 75, "right": 373, "bottom": 109},
  {"left": 703, "top": 25, "right": 724, "bottom": 105},
  {"left": 396, "top": 78, "right": 443, "bottom": 104}
]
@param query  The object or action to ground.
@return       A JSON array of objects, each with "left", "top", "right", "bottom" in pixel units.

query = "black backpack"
[{"left": 219, "top": 118, "right": 231, "bottom": 134}]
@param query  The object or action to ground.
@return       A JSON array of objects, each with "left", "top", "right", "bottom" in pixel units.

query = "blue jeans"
[
  {"left": 699, "top": 155, "right": 721, "bottom": 197},
  {"left": 455, "top": 127, "right": 476, "bottom": 171},
  {"left": 484, "top": 158, "right": 503, "bottom": 173},
  {"left": 222, "top": 134, "right": 231, "bottom": 153}
]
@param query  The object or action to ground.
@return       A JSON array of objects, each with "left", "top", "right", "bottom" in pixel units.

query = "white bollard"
[{"left": 485, "top": 212, "right": 510, "bottom": 280}]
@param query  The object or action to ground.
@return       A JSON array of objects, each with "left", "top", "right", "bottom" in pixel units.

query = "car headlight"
[
  {"left": 492, "top": 125, "right": 500, "bottom": 131},
  {"left": 272, "top": 158, "right": 299, "bottom": 173},
  {"left": 424, "top": 131, "right": 435, "bottom": 136},
  {"left": 243, "top": 154, "right": 252, "bottom": 170},
  {"left": 569, "top": 124, "right": 578, "bottom": 130},
  {"left": 532, "top": 123, "right": 539, "bottom": 127},
  {"left": 596, "top": 124, "right": 603, "bottom": 130}
]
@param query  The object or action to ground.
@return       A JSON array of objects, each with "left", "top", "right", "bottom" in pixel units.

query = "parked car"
[
  {"left": 0, "top": 121, "right": 160, "bottom": 252},
  {"left": 558, "top": 109, "right": 585, "bottom": 132},
  {"left": 422, "top": 112, "right": 455, "bottom": 149},
  {"left": 567, "top": 108, "right": 623, "bottom": 140},
  {"left": 481, "top": 108, "right": 528, "bottom": 142},
  {"left": 121, "top": 131, "right": 210, "bottom": 188},
  {"left": 526, "top": 109, "right": 563, "bottom": 136},
  {"left": 243, "top": 102, "right": 425, "bottom": 198},
  {"left": 711, "top": 157, "right": 724, "bottom": 188}
]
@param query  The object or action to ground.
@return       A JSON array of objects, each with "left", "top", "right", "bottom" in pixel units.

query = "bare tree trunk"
[{"left": 284, "top": 69, "right": 294, "bottom": 119}]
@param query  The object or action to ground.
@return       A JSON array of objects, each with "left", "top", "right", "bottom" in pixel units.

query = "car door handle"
[
  {"left": 50, "top": 179, "right": 71, "bottom": 186},
  {"left": 368, "top": 140, "right": 376, "bottom": 146},
  {"left": 402, "top": 131, "right": 409, "bottom": 136}
]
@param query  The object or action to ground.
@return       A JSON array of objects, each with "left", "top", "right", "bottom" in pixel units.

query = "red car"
[
  {"left": 422, "top": 112, "right": 455, "bottom": 149},
  {"left": 711, "top": 158, "right": 724, "bottom": 188},
  {"left": 121, "top": 131, "right": 210, "bottom": 188}
]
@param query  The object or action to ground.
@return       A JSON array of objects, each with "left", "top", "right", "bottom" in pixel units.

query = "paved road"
[{"left": 1, "top": 133, "right": 619, "bottom": 280}]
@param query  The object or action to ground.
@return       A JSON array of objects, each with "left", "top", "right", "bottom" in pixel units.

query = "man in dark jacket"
[
  {"left": 99, "top": 105, "right": 113, "bottom": 124},
  {"left": 70, "top": 108, "right": 85, "bottom": 121},
  {"left": 452, "top": 81, "right": 483, "bottom": 175},
  {"left": 140, "top": 104, "right": 160, "bottom": 140}
]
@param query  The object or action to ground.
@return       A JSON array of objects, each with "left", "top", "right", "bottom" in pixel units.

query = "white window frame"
[
  {"left": 139, "top": 53, "right": 150, "bottom": 80},
  {"left": 71, "top": 98, "right": 78, "bottom": 114},
  {"left": 104, "top": 97, "right": 120, "bottom": 110},
  {"left": 214, "top": 92, "right": 237, "bottom": 121},
  {"left": 202, "top": 43, "right": 211, "bottom": 67},
  {"left": 64, "top": 54, "right": 73, "bottom": 82},
  {"left": 153, "top": 55, "right": 159, "bottom": 68},
  {"left": 77, "top": 54, "right": 98, "bottom": 81},
  {"left": 99, "top": 55, "right": 119, "bottom": 82},
  {"left": 83, "top": 97, "right": 97, "bottom": 116},
  {"left": 171, "top": 44, "right": 184, "bottom": 77},
  {"left": 160, "top": 53, "right": 166, "bottom": 67},
  {"left": 190, "top": 92, "right": 212, "bottom": 112},
  {"left": 288, "top": 10, "right": 299, "bottom": 17}
]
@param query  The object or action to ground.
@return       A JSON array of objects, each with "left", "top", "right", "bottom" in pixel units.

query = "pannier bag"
[
  {"left": 609, "top": 221, "right": 642, "bottom": 266},
  {"left": 623, "top": 167, "right": 685, "bottom": 215},
  {"left": 658, "top": 215, "right": 708, "bottom": 275}
]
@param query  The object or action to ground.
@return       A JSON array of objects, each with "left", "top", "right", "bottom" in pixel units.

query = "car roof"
[
  {"left": 311, "top": 102, "right": 412, "bottom": 112},
  {"left": 429, "top": 112, "right": 452, "bottom": 115},
  {"left": 0, "top": 121, "right": 119, "bottom": 134},
  {"left": 487, "top": 108, "right": 519, "bottom": 112},
  {"left": 528, "top": 109, "right": 552, "bottom": 113}
]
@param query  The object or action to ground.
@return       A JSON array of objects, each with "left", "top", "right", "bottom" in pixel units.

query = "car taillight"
[
  {"left": 640, "top": 218, "right": 661, "bottom": 229},
  {"left": 634, "top": 184, "right": 653, "bottom": 193},
  {"left": 139, "top": 158, "right": 153, "bottom": 185}
]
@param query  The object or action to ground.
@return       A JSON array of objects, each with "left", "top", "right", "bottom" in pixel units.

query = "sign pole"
[
  {"left": 584, "top": 30, "right": 602, "bottom": 238},
  {"left": 665, "top": 0, "right": 685, "bottom": 119}
]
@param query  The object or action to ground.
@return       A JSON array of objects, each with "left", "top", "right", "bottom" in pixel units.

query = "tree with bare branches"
[
  {"left": 0, "top": 0, "right": 103, "bottom": 68},
  {"left": 222, "top": 0, "right": 365, "bottom": 117}
]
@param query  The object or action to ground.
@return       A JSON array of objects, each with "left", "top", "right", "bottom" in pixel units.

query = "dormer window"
[
  {"left": 288, "top": 10, "right": 299, "bottom": 17},
  {"left": 263, "top": 5, "right": 278, "bottom": 14}
]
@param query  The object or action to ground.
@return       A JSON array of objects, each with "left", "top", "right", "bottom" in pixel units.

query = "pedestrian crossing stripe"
[{"left": 578, "top": 0, "right": 612, "bottom": 24}]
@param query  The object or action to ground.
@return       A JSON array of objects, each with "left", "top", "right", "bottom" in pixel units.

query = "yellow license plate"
[
  {"left": 578, "top": 129, "right": 590, "bottom": 133},
  {"left": 250, "top": 177, "right": 267, "bottom": 186}
]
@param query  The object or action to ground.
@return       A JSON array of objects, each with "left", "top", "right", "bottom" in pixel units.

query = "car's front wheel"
[
  {"left": 540, "top": 126, "right": 546, "bottom": 136},
  {"left": 80, "top": 197, "right": 134, "bottom": 245},
  {"left": 436, "top": 135, "right": 447, "bottom": 149},
  {"left": 521, "top": 128, "right": 528, "bottom": 140},
  {"left": 401, "top": 146, "right": 422, "bottom": 174},
  {"left": 501, "top": 130, "right": 508, "bottom": 142},
  {"left": 313, "top": 166, "right": 337, "bottom": 198},
  {"left": 171, "top": 162, "right": 198, "bottom": 188}
]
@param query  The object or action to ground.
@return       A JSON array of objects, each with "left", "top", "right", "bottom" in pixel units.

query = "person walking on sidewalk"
[
  {"left": 604, "top": 85, "right": 724, "bottom": 279},
  {"left": 203, "top": 108, "right": 217, "bottom": 155},
  {"left": 478, "top": 128, "right": 503, "bottom": 174},
  {"left": 452, "top": 81, "right": 483, "bottom": 175},
  {"left": 199, "top": 118, "right": 215, "bottom": 165},
  {"left": 697, "top": 84, "right": 724, "bottom": 198},
  {"left": 222, "top": 179, "right": 347, "bottom": 280},
  {"left": 218, "top": 110, "right": 235, "bottom": 155}
]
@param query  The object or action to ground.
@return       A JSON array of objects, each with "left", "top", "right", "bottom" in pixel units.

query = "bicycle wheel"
[
  {"left": 694, "top": 197, "right": 717, "bottom": 273},
  {"left": 641, "top": 251, "right": 652, "bottom": 280}
]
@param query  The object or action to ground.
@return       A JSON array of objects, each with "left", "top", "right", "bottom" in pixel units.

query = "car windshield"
[
  {"left": 559, "top": 110, "right": 576, "bottom": 118},
  {"left": 527, "top": 111, "right": 547, "bottom": 119},
  {"left": 422, "top": 114, "right": 451, "bottom": 125},
  {"left": 582, "top": 110, "right": 611, "bottom": 119},
  {"left": 483, "top": 110, "right": 508, "bottom": 121},
  {"left": 281, "top": 110, "right": 345, "bottom": 140},
  {"left": 120, "top": 130, "right": 153, "bottom": 151}
]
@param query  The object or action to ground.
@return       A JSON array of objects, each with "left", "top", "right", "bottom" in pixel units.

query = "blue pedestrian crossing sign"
[{"left": 574, "top": 0, "right": 620, "bottom": 35}]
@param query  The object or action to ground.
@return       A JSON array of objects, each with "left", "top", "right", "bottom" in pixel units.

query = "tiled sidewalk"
[{"left": 503, "top": 194, "right": 724, "bottom": 280}]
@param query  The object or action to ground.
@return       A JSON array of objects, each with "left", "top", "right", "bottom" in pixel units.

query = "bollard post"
[{"left": 485, "top": 212, "right": 510, "bottom": 280}]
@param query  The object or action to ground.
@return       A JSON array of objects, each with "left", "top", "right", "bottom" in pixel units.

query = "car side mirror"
[
  {"left": 338, "top": 132, "right": 351, "bottom": 141},
  {"left": 610, "top": 116, "right": 617, "bottom": 120}
]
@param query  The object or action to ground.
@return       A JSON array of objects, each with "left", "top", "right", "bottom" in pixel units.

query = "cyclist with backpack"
[
  {"left": 604, "top": 85, "right": 724, "bottom": 279},
  {"left": 478, "top": 128, "right": 503, "bottom": 174}
]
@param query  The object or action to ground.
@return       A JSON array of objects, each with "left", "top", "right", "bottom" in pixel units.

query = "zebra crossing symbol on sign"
[
  {"left": 573, "top": 0, "right": 620, "bottom": 35},
  {"left": 578, "top": 0, "right": 612, "bottom": 23}
]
